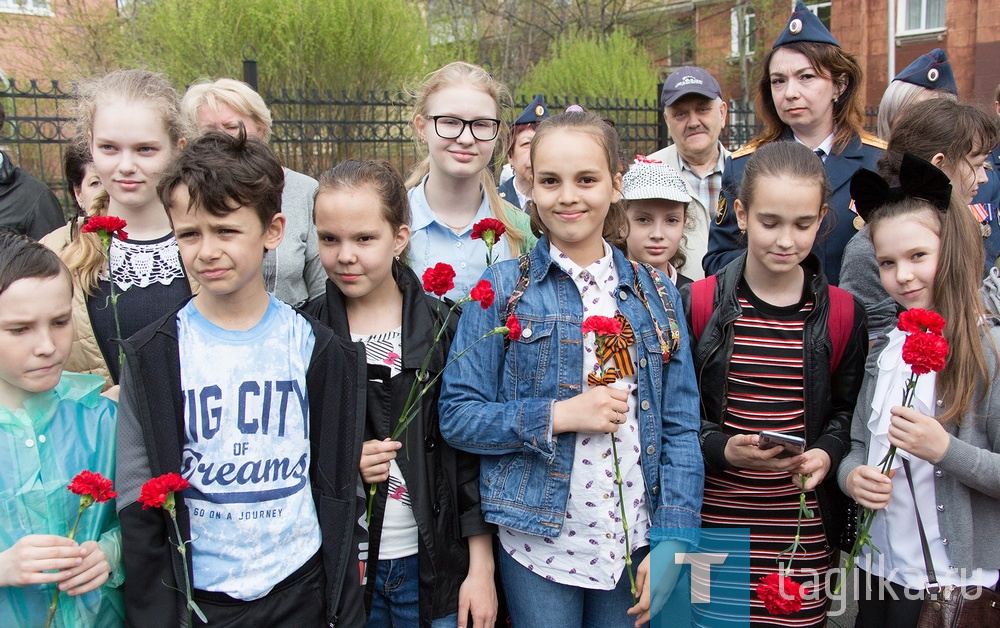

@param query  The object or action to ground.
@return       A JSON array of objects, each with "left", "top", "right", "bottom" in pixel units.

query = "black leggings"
[{"left": 854, "top": 569, "right": 924, "bottom": 628}]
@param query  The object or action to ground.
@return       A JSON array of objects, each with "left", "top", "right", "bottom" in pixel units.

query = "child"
[
  {"left": 113, "top": 131, "right": 366, "bottom": 626},
  {"left": 621, "top": 156, "right": 694, "bottom": 287},
  {"left": 0, "top": 232, "right": 122, "bottom": 627},
  {"left": 685, "top": 141, "right": 867, "bottom": 626},
  {"left": 406, "top": 61, "right": 535, "bottom": 301},
  {"left": 43, "top": 69, "right": 194, "bottom": 387},
  {"left": 840, "top": 156, "right": 1000, "bottom": 628},
  {"left": 439, "top": 111, "right": 703, "bottom": 628},
  {"left": 840, "top": 99, "right": 1000, "bottom": 338},
  {"left": 304, "top": 159, "right": 496, "bottom": 628}
]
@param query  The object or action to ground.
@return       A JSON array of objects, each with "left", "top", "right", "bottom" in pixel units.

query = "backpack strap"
[
  {"left": 502, "top": 253, "right": 532, "bottom": 350},
  {"left": 826, "top": 286, "right": 854, "bottom": 373},
  {"left": 689, "top": 275, "right": 718, "bottom": 343},
  {"left": 629, "top": 261, "right": 680, "bottom": 363}
]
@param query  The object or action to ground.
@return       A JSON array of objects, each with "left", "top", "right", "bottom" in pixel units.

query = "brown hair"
[
  {"left": 0, "top": 232, "right": 69, "bottom": 297},
  {"left": 868, "top": 196, "right": 993, "bottom": 424},
  {"left": 878, "top": 99, "right": 1000, "bottom": 184},
  {"left": 158, "top": 128, "right": 285, "bottom": 226},
  {"left": 739, "top": 141, "right": 829, "bottom": 210},
  {"left": 63, "top": 69, "right": 188, "bottom": 295},
  {"left": 752, "top": 41, "right": 872, "bottom": 154},
  {"left": 527, "top": 110, "right": 628, "bottom": 248},
  {"left": 316, "top": 160, "right": 412, "bottom": 262},
  {"left": 404, "top": 62, "right": 530, "bottom": 256}
]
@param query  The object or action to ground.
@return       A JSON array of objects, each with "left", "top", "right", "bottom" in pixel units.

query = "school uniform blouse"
[
  {"left": 408, "top": 175, "right": 518, "bottom": 302},
  {"left": 846, "top": 328, "right": 1000, "bottom": 588},
  {"left": 499, "top": 242, "right": 650, "bottom": 589}
]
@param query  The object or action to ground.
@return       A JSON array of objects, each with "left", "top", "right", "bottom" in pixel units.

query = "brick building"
[{"left": 660, "top": 0, "right": 1000, "bottom": 110}]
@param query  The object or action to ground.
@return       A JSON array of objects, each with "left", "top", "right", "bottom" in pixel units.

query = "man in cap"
[
  {"left": 499, "top": 94, "right": 550, "bottom": 210},
  {"left": 648, "top": 67, "right": 729, "bottom": 280}
]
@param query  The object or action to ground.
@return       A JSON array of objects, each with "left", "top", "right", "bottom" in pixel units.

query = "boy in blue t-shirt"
[{"left": 114, "top": 131, "right": 367, "bottom": 627}]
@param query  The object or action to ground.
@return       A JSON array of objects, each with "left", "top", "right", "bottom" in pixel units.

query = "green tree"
[
  {"left": 518, "top": 30, "right": 658, "bottom": 101},
  {"left": 122, "top": 0, "right": 428, "bottom": 93}
]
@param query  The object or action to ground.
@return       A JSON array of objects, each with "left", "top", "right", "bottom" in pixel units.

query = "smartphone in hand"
[{"left": 757, "top": 431, "right": 806, "bottom": 457}]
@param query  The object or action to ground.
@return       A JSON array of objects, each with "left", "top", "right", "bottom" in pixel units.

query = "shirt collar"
[
  {"left": 549, "top": 240, "right": 615, "bottom": 287},
  {"left": 408, "top": 174, "right": 490, "bottom": 234},
  {"left": 677, "top": 142, "right": 726, "bottom": 176},
  {"left": 793, "top": 131, "right": 835, "bottom": 157}
]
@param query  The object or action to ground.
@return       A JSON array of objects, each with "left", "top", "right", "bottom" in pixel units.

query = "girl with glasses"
[{"left": 406, "top": 62, "right": 535, "bottom": 301}]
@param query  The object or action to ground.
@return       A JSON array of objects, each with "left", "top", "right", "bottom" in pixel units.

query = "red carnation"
[
  {"left": 422, "top": 263, "right": 457, "bottom": 297},
  {"left": 67, "top": 470, "right": 117, "bottom": 505},
  {"left": 902, "top": 332, "right": 949, "bottom": 375},
  {"left": 471, "top": 218, "right": 506, "bottom": 246},
  {"left": 81, "top": 215, "right": 128, "bottom": 241},
  {"left": 897, "top": 308, "right": 946, "bottom": 335},
  {"left": 470, "top": 280, "right": 495, "bottom": 309},
  {"left": 138, "top": 473, "right": 190, "bottom": 510},
  {"left": 756, "top": 573, "right": 805, "bottom": 615},
  {"left": 582, "top": 315, "right": 623, "bottom": 338},
  {"left": 505, "top": 315, "right": 522, "bottom": 341}
]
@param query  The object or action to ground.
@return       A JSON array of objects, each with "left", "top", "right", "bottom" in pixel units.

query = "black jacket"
[
  {"left": 304, "top": 262, "right": 494, "bottom": 627},
  {"left": 115, "top": 299, "right": 368, "bottom": 627},
  {"left": 682, "top": 253, "right": 868, "bottom": 544},
  {"left": 0, "top": 150, "right": 64, "bottom": 240}
]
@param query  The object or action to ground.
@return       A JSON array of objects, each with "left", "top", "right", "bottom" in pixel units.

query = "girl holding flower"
[
  {"left": 685, "top": 141, "right": 868, "bottom": 626},
  {"left": 0, "top": 233, "right": 122, "bottom": 627},
  {"left": 405, "top": 62, "right": 535, "bottom": 301},
  {"left": 42, "top": 69, "right": 193, "bottom": 387},
  {"left": 839, "top": 154, "right": 1000, "bottom": 628},
  {"left": 304, "top": 160, "right": 496, "bottom": 628},
  {"left": 439, "top": 111, "right": 702, "bottom": 628}
]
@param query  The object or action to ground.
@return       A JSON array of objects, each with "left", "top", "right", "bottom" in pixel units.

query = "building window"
[
  {"left": 0, "top": 0, "right": 51, "bottom": 16},
  {"left": 806, "top": 2, "right": 832, "bottom": 30},
  {"left": 670, "top": 16, "right": 695, "bottom": 66},
  {"left": 730, "top": 8, "right": 756, "bottom": 57},
  {"left": 898, "top": 0, "right": 946, "bottom": 33}
]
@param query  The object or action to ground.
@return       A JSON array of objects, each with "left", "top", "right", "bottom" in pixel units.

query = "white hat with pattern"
[{"left": 622, "top": 156, "right": 692, "bottom": 204}]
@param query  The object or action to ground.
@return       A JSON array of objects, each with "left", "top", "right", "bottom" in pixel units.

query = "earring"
[
  {"left": 833, "top": 96, "right": 839, "bottom": 104},
  {"left": 394, "top": 255, "right": 400, "bottom": 262}
]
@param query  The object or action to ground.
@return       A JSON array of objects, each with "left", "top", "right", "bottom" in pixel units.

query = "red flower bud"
[
  {"left": 470, "top": 280, "right": 495, "bottom": 309},
  {"left": 505, "top": 315, "right": 522, "bottom": 341},
  {"left": 581, "top": 315, "right": 623, "bottom": 338},
  {"left": 422, "top": 263, "right": 457, "bottom": 297},
  {"left": 138, "top": 473, "right": 190, "bottom": 510},
  {"left": 756, "top": 573, "right": 805, "bottom": 615},
  {"left": 67, "top": 470, "right": 117, "bottom": 503}
]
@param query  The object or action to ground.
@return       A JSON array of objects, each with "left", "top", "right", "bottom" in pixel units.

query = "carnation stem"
[
  {"left": 611, "top": 435, "right": 637, "bottom": 603},
  {"left": 169, "top": 506, "right": 207, "bottom": 625},
  {"left": 44, "top": 502, "right": 88, "bottom": 628}
]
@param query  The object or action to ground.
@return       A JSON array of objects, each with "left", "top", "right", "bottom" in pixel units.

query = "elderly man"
[{"left": 648, "top": 67, "right": 729, "bottom": 280}]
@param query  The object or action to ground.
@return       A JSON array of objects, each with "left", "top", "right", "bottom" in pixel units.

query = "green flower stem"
[
  {"left": 167, "top": 499, "right": 206, "bottom": 625},
  {"left": 44, "top": 501, "right": 89, "bottom": 628},
  {"left": 611, "top": 436, "right": 637, "bottom": 602},
  {"left": 365, "top": 323, "right": 506, "bottom": 526},
  {"left": 99, "top": 240, "right": 125, "bottom": 369},
  {"left": 836, "top": 372, "right": 920, "bottom": 594}
]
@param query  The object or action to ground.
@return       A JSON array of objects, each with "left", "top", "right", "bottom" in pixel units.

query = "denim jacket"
[{"left": 439, "top": 238, "right": 703, "bottom": 545}]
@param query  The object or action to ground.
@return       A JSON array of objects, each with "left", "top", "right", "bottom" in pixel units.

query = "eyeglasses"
[{"left": 428, "top": 115, "right": 501, "bottom": 141}]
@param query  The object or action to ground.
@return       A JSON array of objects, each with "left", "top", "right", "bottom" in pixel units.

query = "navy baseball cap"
[
  {"left": 773, "top": 1, "right": 840, "bottom": 48},
  {"left": 661, "top": 67, "right": 722, "bottom": 108},
  {"left": 893, "top": 48, "right": 957, "bottom": 95}
]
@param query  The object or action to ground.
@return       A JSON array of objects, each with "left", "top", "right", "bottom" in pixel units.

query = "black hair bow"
[{"left": 850, "top": 152, "right": 952, "bottom": 223}]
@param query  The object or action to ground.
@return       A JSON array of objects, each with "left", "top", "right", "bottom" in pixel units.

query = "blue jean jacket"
[{"left": 439, "top": 239, "right": 703, "bottom": 545}]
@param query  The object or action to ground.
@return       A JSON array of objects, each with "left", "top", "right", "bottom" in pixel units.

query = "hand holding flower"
[
  {"left": 360, "top": 438, "right": 401, "bottom": 484},
  {"left": 56, "top": 540, "right": 109, "bottom": 596},
  {"left": 791, "top": 449, "right": 831, "bottom": 491},
  {"left": 887, "top": 405, "right": 950, "bottom": 463},
  {"left": 551, "top": 385, "right": 630, "bottom": 435},
  {"left": 845, "top": 465, "right": 895, "bottom": 510},
  {"left": 0, "top": 535, "right": 82, "bottom": 587},
  {"left": 628, "top": 540, "right": 686, "bottom": 627}
]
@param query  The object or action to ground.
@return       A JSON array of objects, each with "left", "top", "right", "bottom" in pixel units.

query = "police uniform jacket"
[
  {"left": 497, "top": 177, "right": 522, "bottom": 210},
  {"left": 703, "top": 130, "right": 885, "bottom": 285}
]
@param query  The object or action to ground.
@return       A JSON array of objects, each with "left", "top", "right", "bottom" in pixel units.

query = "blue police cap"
[
  {"left": 514, "top": 95, "right": 551, "bottom": 126},
  {"left": 893, "top": 48, "right": 957, "bottom": 95},
  {"left": 773, "top": 1, "right": 839, "bottom": 48}
]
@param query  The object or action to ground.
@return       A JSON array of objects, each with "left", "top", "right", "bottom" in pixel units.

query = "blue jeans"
[
  {"left": 499, "top": 546, "right": 650, "bottom": 628},
  {"left": 367, "top": 554, "right": 458, "bottom": 628}
]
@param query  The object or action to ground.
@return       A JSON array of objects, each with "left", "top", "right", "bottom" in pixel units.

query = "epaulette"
[
  {"left": 860, "top": 135, "right": 888, "bottom": 150},
  {"left": 731, "top": 144, "right": 757, "bottom": 159}
]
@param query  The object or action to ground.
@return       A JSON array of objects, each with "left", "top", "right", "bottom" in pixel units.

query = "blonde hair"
[
  {"left": 404, "top": 62, "right": 530, "bottom": 256},
  {"left": 182, "top": 78, "right": 273, "bottom": 142},
  {"left": 876, "top": 80, "right": 956, "bottom": 141},
  {"left": 65, "top": 69, "right": 187, "bottom": 295}
]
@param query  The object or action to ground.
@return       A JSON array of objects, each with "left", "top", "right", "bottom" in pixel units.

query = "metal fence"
[{"left": 0, "top": 79, "right": 878, "bottom": 217}]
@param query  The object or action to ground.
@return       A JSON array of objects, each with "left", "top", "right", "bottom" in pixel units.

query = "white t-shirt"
[
  {"left": 178, "top": 295, "right": 321, "bottom": 600},
  {"left": 352, "top": 328, "right": 419, "bottom": 560}
]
